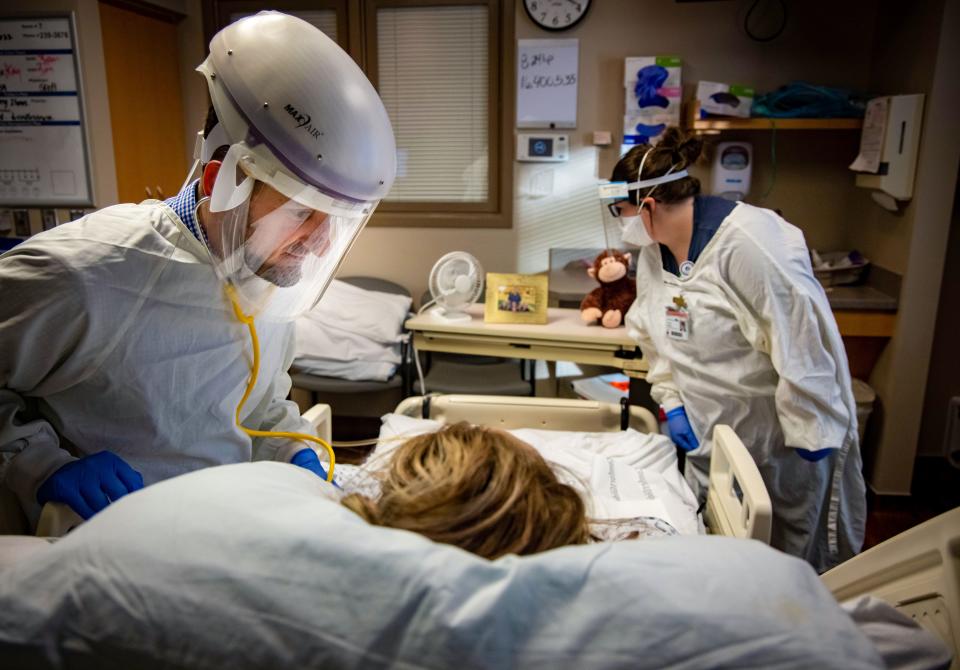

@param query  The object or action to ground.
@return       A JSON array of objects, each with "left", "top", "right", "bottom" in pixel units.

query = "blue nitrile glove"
[
  {"left": 36, "top": 451, "right": 144, "bottom": 520},
  {"left": 797, "top": 448, "right": 834, "bottom": 462},
  {"left": 291, "top": 448, "right": 329, "bottom": 480},
  {"left": 666, "top": 406, "right": 700, "bottom": 452}
]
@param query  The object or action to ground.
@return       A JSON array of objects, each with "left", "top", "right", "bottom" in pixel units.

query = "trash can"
[{"left": 851, "top": 379, "right": 876, "bottom": 443}]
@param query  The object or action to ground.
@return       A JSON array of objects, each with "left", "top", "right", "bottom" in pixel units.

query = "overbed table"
[{"left": 404, "top": 304, "right": 647, "bottom": 381}]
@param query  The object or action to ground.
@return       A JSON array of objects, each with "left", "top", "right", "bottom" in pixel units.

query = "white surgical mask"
[
  {"left": 619, "top": 212, "right": 656, "bottom": 247},
  {"left": 614, "top": 147, "right": 690, "bottom": 248}
]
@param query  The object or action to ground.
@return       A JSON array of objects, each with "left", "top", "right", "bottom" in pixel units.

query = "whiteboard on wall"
[
  {"left": 0, "top": 15, "right": 94, "bottom": 207},
  {"left": 517, "top": 38, "right": 578, "bottom": 129}
]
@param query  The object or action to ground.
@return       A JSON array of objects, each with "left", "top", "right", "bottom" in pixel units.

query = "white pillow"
[{"left": 0, "top": 462, "right": 883, "bottom": 668}]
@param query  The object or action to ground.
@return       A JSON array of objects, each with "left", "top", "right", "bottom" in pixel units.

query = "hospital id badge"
[{"left": 665, "top": 296, "right": 690, "bottom": 341}]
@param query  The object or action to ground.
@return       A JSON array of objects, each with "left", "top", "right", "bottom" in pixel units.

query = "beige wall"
[
  {"left": 845, "top": 0, "right": 945, "bottom": 274},
  {"left": 918, "top": 181, "right": 960, "bottom": 459},
  {"left": 553, "top": 0, "right": 876, "bottom": 199},
  {"left": 347, "top": 0, "right": 960, "bottom": 494},
  {"left": 856, "top": 0, "right": 959, "bottom": 492},
  {"left": 342, "top": 0, "right": 880, "bottom": 301}
]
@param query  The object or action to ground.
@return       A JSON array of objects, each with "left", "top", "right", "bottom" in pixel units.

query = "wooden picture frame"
[{"left": 484, "top": 273, "right": 549, "bottom": 324}]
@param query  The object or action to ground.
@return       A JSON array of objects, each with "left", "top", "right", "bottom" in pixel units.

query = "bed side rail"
[
  {"left": 395, "top": 395, "right": 659, "bottom": 434},
  {"left": 821, "top": 507, "right": 959, "bottom": 664},
  {"left": 303, "top": 403, "right": 333, "bottom": 445},
  {"left": 704, "top": 425, "right": 772, "bottom": 544},
  {"left": 36, "top": 503, "right": 82, "bottom": 537}
]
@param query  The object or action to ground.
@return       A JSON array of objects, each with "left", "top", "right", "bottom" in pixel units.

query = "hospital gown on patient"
[{"left": 335, "top": 414, "right": 702, "bottom": 541}]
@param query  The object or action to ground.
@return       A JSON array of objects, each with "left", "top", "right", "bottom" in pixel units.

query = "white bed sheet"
[
  {"left": 0, "top": 462, "right": 886, "bottom": 669},
  {"left": 336, "top": 414, "right": 702, "bottom": 537}
]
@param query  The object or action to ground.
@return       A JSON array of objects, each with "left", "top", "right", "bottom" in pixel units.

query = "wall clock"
[{"left": 523, "top": 0, "right": 591, "bottom": 32}]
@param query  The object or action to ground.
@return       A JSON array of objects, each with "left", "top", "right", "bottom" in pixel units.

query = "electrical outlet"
[{"left": 592, "top": 131, "right": 612, "bottom": 146}]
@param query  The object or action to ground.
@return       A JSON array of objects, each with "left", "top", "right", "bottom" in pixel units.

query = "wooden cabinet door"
[{"left": 99, "top": 2, "right": 187, "bottom": 204}]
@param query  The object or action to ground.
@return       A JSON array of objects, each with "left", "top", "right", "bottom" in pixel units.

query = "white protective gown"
[
  {"left": 0, "top": 201, "right": 316, "bottom": 527},
  {"left": 626, "top": 202, "right": 866, "bottom": 572}
]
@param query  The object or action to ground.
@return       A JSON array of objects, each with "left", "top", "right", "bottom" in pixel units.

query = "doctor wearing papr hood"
[
  {"left": 604, "top": 128, "right": 866, "bottom": 572},
  {"left": 0, "top": 12, "right": 396, "bottom": 528}
]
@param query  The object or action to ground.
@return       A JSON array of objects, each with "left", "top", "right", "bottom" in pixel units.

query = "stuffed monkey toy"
[{"left": 580, "top": 250, "right": 636, "bottom": 328}]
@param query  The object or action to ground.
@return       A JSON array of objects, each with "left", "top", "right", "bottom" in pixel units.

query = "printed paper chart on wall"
[{"left": 0, "top": 16, "right": 93, "bottom": 207}]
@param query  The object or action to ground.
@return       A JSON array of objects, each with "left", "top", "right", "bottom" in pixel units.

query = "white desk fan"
[{"left": 427, "top": 251, "right": 483, "bottom": 322}]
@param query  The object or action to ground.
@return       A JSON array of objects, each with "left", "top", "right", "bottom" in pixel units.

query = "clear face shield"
[
  {"left": 597, "top": 181, "right": 648, "bottom": 248},
  {"left": 196, "top": 143, "right": 377, "bottom": 321},
  {"left": 598, "top": 149, "right": 689, "bottom": 248}
]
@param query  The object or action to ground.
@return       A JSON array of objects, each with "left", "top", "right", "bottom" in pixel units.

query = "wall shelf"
[{"left": 684, "top": 103, "right": 863, "bottom": 133}]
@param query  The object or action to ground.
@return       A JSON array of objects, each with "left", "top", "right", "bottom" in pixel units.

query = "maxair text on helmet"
[{"left": 283, "top": 103, "right": 321, "bottom": 141}]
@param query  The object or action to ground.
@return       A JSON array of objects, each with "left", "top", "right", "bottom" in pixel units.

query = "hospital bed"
[
  {"left": 389, "top": 394, "right": 773, "bottom": 543},
  {"left": 375, "top": 394, "right": 960, "bottom": 663},
  {"left": 823, "top": 506, "right": 960, "bottom": 669},
  {"left": 32, "top": 395, "right": 774, "bottom": 542},
  {"left": 0, "top": 395, "right": 955, "bottom": 667}
]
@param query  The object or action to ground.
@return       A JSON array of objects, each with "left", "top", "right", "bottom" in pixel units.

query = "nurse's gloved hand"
[
  {"left": 36, "top": 451, "right": 144, "bottom": 520},
  {"left": 797, "top": 448, "right": 834, "bottom": 462},
  {"left": 291, "top": 448, "right": 328, "bottom": 480},
  {"left": 666, "top": 406, "right": 700, "bottom": 452}
]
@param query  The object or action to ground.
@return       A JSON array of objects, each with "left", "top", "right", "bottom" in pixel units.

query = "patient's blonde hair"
[{"left": 341, "top": 422, "right": 589, "bottom": 559}]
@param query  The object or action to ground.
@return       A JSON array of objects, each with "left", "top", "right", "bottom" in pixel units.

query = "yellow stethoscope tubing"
[{"left": 226, "top": 285, "right": 336, "bottom": 482}]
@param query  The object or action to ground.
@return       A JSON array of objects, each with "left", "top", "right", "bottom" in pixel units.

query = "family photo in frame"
[{"left": 484, "top": 273, "right": 549, "bottom": 325}]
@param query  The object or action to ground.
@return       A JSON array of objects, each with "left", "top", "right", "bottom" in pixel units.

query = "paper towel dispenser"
[{"left": 852, "top": 94, "right": 925, "bottom": 211}]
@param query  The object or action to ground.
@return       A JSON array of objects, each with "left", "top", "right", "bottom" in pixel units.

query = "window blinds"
[{"left": 377, "top": 5, "right": 489, "bottom": 203}]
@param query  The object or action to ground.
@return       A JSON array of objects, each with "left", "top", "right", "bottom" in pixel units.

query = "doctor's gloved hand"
[
  {"left": 36, "top": 451, "right": 144, "bottom": 520},
  {"left": 291, "top": 448, "right": 329, "bottom": 480},
  {"left": 666, "top": 406, "right": 700, "bottom": 452}
]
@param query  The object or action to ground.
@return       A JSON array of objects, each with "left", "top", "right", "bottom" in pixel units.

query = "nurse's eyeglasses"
[{"left": 607, "top": 199, "right": 628, "bottom": 218}]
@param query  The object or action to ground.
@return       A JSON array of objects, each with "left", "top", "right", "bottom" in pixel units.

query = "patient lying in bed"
[
  {"left": 3, "top": 457, "right": 950, "bottom": 669},
  {"left": 1, "top": 426, "right": 950, "bottom": 667},
  {"left": 335, "top": 416, "right": 700, "bottom": 559},
  {"left": 339, "top": 423, "right": 590, "bottom": 559}
]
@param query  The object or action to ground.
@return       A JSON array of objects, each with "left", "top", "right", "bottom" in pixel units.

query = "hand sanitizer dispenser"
[
  {"left": 853, "top": 94, "right": 925, "bottom": 212},
  {"left": 711, "top": 142, "right": 752, "bottom": 201}
]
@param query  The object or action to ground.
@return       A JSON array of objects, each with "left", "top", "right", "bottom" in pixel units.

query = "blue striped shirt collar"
[{"left": 164, "top": 179, "right": 203, "bottom": 242}]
